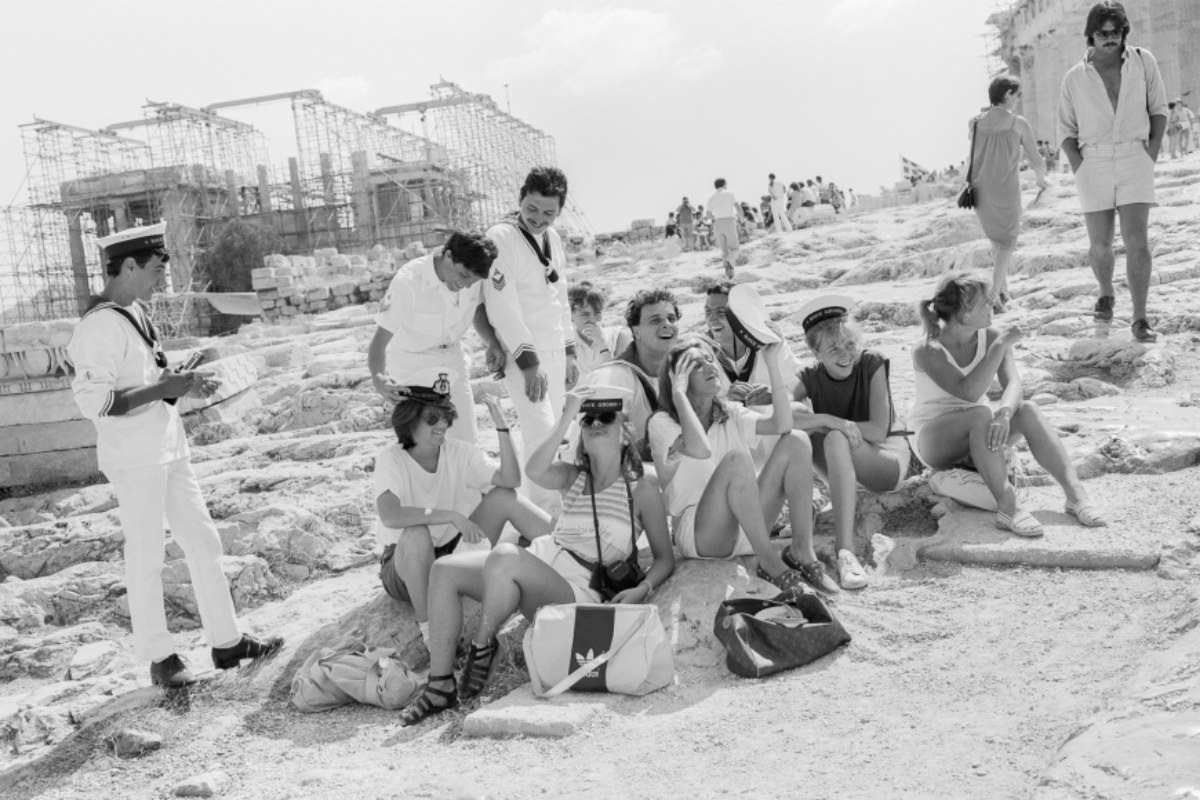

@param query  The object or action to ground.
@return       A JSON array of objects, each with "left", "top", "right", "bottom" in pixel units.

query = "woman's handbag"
[
  {"left": 586, "top": 471, "right": 646, "bottom": 601},
  {"left": 957, "top": 118, "right": 979, "bottom": 209},
  {"left": 523, "top": 603, "right": 675, "bottom": 697},
  {"left": 713, "top": 592, "right": 851, "bottom": 678}
]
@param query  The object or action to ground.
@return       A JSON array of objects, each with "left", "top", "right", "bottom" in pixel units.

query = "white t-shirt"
[
  {"left": 707, "top": 188, "right": 740, "bottom": 220},
  {"left": 574, "top": 326, "right": 621, "bottom": 377},
  {"left": 647, "top": 404, "right": 763, "bottom": 518},
  {"left": 373, "top": 439, "right": 496, "bottom": 547}
]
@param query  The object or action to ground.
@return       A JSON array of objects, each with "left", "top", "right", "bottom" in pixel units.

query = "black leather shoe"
[
  {"left": 150, "top": 654, "right": 196, "bottom": 688},
  {"left": 211, "top": 633, "right": 284, "bottom": 670}
]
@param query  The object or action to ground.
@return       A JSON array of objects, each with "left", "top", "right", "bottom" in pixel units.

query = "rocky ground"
[{"left": 1, "top": 156, "right": 1199, "bottom": 800}]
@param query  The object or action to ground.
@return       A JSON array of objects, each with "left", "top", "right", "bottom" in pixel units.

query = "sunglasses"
[
  {"left": 580, "top": 412, "right": 618, "bottom": 427},
  {"left": 420, "top": 410, "right": 455, "bottom": 427},
  {"left": 1093, "top": 28, "right": 1121, "bottom": 39}
]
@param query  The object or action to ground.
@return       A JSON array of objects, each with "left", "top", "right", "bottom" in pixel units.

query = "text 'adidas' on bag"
[
  {"left": 713, "top": 592, "right": 850, "bottom": 678},
  {"left": 523, "top": 603, "right": 674, "bottom": 697}
]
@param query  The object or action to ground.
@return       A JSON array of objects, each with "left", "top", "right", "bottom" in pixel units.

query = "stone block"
[
  {"left": 275, "top": 275, "right": 294, "bottom": 287},
  {"left": 306, "top": 287, "right": 331, "bottom": 302},
  {"left": 0, "top": 419, "right": 97, "bottom": 457},
  {"left": 259, "top": 299, "right": 276, "bottom": 310},
  {"left": 258, "top": 288, "right": 279, "bottom": 301},
  {"left": 330, "top": 281, "right": 355, "bottom": 297},
  {"left": 280, "top": 306, "right": 298, "bottom": 316},
  {"left": 250, "top": 266, "right": 275, "bottom": 280},
  {"left": 276, "top": 284, "right": 298, "bottom": 299},
  {"left": 0, "top": 387, "right": 82, "bottom": 426},
  {"left": 273, "top": 264, "right": 295, "bottom": 277},
  {"left": 0, "top": 446, "right": 100, "bottom": 490},
  {"left": 0, "top": 320, "right": 77, "bottom": 354},
  {"left": 251, "top": 275, "right": 277, "bottom": 291},
  {"left": 262, "top": 254, "right": 288, "bottom": 270},
  {"left": 463, "top": 686, "right": 606, "bottom": 738}
]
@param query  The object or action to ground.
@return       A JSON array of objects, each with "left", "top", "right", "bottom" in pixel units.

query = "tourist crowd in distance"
[{"left": 61, "top": 0, "right": 1165, "bottom": 715}]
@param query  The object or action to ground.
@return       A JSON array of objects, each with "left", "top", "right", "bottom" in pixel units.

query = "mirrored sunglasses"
[{"left": 580, "top": 411, "right": 618, "bottom": 427}]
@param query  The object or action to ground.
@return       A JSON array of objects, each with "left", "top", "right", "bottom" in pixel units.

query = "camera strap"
[{"left": 587, "top": 469, "right": 638, "bottom": 568}]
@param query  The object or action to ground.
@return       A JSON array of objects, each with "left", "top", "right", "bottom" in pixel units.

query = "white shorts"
[
  {"left": 1075, "top": 141, "right": 1156, "bottom": 213},
  {"left": 527, "top": 535, "right": 601, "bottom": 604},
  {"left": 672, "top": 506, "right": 756, "bottom": 560}
]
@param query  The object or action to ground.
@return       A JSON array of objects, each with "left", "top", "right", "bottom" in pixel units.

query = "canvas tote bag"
[
  {"left": 713, "top": 593, "right": 851, "bottom": 679},
  {"left": 523, "top": 603, "right": 675, "bottom": 697}
]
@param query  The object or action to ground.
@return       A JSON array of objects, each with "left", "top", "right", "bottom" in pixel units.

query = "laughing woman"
[
  {"left": 399, "top": 386, "right": 673, "bottom": 726},
  {"left": 648, "top": 335, "right": 840, "bottom": 594}
]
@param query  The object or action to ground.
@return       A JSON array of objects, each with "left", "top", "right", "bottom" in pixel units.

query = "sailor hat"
[
  {"left": 98, "top": 221, "right": 168, "bottom": 261},
  {"left": 726, "top": 284, "right": 780, "bottom": 348},
  {"left": 796, "top": 295, "right": 857, "bottom": 333},
  {"left": 579, "top": 384, "right": 634, "bottom": 414},
  {"left": 398, "top": 367, "right": 457, "bottom": 410}
]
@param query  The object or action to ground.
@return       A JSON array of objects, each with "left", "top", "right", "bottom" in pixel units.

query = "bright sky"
[{"left": 0, "top": 0, "right": 1008, "bottom": 234}]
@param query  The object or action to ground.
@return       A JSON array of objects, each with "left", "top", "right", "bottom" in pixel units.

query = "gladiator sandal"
[
  {"left": 457, "top": 638, "right": 498, "bottom": 701},
  {"left": 400, "top": 673, "right": 457, "bottom": 727}
]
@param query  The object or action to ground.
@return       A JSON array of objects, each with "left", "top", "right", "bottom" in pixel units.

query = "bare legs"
[
  {"left": 991, "top": 242, "right": 1014, "bottom": 299},
  {"left": 917, "top": 402, "right": 1089, "bottom": 512},
  {"left": 1084, "top": 203, "right": 1152, "bottom": 322},
  {"left": 390, "top": 488, "right": 551, "bottom": 622},
  {"left": 812, "top": 431, "right": 906, "bottom": 552},
  {"left": 690, "top": 432, "right": 815, "bottom": 577}
]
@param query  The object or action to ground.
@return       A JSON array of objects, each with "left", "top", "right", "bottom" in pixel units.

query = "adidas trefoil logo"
[{"left": 574, "top": 648, "right": 607, "bottom": 678}]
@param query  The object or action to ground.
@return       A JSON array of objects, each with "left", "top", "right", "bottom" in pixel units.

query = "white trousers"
[
  {"left": 107, "top": 458, "right": 240, "bottom": 662},
  {"left": 387, "top": 344, "right": 477, "bottom": 444},
  {"left": 502, "top": 349, "right": 566, "bottom": 512},
  {"left": 770, "top": 200, "right": 793, "bottom": 232}
]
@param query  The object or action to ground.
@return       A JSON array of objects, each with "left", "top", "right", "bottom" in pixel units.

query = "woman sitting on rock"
[
  {"left": 648, "top": 335, "right": 839, "bottom": 594},
  {"left": 399, "top": 385, "right": 674, "bottom": 726},
  {"left": 790, "top": 296, "right": 912, "bottom": 591},
  {"left": 374, "top": 369, "right": 542, "bottom": 662},
  {"left": 909, "top": 273, "right": 1106, "bottom": 537}
]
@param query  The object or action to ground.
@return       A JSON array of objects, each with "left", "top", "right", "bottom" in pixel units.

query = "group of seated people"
[{"left": 377, "top": 271, "right": 1106, "bottom": 725}]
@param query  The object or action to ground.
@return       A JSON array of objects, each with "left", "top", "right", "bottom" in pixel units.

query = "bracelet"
[
  {"left": 994, "top": 407, "right": 1013, "bottom": 418},
  {"left": 423, "top": 507, "right": 432, "bottom": 516},
  {"left": 643, "top": 578, "right": 654, "bottom": 594},
  {"left": 495, "top": 428, "right": 510, "bottom": 433}
]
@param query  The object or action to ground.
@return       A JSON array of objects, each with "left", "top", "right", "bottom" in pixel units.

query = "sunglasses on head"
[{"left": 580, "top": 411, "right": 618, "bottom": 427}]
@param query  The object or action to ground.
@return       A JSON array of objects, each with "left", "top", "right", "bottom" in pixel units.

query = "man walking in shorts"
[
  {"left": 1057, "top": 0, "right": 1167, "bottom": 342},
  {"left": 707, "top": 178, "right": 740, "bottom": 278}
]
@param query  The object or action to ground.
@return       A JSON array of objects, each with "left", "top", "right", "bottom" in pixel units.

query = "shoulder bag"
[
  {"left": 713, "top": 591, "right": 851, "bottom": 678},
  {"left": 958, "top": 119, "right": 979, "bottom": 209}
]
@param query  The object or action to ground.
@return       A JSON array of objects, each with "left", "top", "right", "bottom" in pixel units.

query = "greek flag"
[{"left": 900, "top": 155, "right": 930, "bottom": 180}]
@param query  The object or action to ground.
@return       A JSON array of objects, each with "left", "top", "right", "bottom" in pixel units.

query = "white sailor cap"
[
  {"left": 726, "top": 284, "right": 781, "bottom": 348},
  {"left": 397, "top": 367, "right": 457, "bottom": 409},
  {"left": 796, "top": 295, "right": 857, "bottom": 333},
  {"left": 579, "top": 384, "right": 634, "bottom": 415},
  {"left": 98, "top": 222, "right": 168, "bottom": 261}
]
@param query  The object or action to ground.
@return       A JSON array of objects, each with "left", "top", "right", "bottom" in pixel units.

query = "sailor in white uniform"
[
  {"left": 483, "top": 166, "right": 577, "bottom": 509},
  {"left": 368, "top": 230, "right": 504, "bottom": 445},
  {"left": 66, "top": 222, "right": 281, "bottom": 689}
]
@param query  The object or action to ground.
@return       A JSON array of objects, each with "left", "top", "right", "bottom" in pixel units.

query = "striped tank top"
[{"left": 553, "top": 472, "right": 639, "bottom": 565}]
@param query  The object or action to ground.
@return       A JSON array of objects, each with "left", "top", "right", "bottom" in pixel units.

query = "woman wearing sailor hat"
[
  {"left": 399, "top": 384, "right": 673, "bottom": 725},
  {"left": 373, "top": 367, "right": 543, "bottom": 665}
]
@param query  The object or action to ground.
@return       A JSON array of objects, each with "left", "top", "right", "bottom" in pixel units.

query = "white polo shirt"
[{"left": 375, "top": 250, "right": 483, "bottom": 373}]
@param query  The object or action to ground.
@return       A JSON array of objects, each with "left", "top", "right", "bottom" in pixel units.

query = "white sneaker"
[{"left": 837, "top": 549, "right": 868, "bottom": 590}]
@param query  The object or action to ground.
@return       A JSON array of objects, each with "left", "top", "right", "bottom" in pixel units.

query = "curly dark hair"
[
  {"left": 519, "top": 166, "right": 569, "bottom": 208},
  {"left": 623, "top": 288, "right": 680, "bottom": 329},
  {"left": 443, "top": 230, "right": 498, "bottom": 278}
]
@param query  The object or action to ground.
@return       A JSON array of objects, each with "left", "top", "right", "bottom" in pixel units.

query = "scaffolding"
[
  {"left": 377, "top": 80, "right": 561, "bottom": 231},
  {"left": 2, "top": 79, "right": 570, "bottom": 329}
]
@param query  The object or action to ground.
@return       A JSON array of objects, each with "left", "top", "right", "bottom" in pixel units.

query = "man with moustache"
[{"left": 1057, "top": 0, "right": 1167, "bottom": 342}]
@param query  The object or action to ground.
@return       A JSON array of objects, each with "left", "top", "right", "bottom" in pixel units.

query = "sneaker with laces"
[
  {"left": 1093, "top": 295, "right": 1115, "bottom": 321},
  {"left": 1131, "top": 318, "right": 1158, "bottom": 342},
  {"left": 150, "top": 653, "right": 196, "bottom": 688},
  {"left": 781, "top": 548, "right": 840, "bottom": 594},
  {"left": 836, "top": 549, "right": 869, "bottom": 590},
  {"left": 211, "top": 633, "right": 284, "bottom": 670}
]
